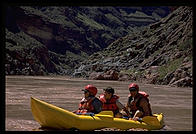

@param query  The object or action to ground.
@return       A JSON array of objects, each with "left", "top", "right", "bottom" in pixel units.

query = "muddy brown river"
[{"left": 5, "top": 75, "right": 192, "bottom": 131}]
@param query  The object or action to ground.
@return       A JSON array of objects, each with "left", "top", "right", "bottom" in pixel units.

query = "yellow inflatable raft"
[{"left": 31, "top": 97, "right": 164, "bottom": 131}]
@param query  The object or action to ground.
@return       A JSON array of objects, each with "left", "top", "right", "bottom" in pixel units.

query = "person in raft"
[
  {"left": 125, "top": 83, "right": 152, "bottom": 121},
  {"left": 99, "top": 87, "right": 130, "bottom": 118},
  {"left": 74, "top": 84, "right": 102, "bottom": 115}
]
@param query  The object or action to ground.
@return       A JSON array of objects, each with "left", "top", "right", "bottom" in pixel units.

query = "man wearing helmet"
[
  {"left": 74, "top": 85, "right": 102, "bottom": 114},
  {"left": 125, "top": 83, "right": 152, "bottom": 121},
  {"left": 99, "top": 87, "right": 130, "bottom": 118}
]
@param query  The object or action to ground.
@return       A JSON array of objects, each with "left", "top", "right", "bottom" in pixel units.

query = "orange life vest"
[
  {"left": 128, "top": 91, "right": 152, "bottom": 116},
  {"left": 99, "top": 94, "right": 119, "bottom": 114},
  {"left": 76, "top": 97, "right": 95, "bottom": 114}
]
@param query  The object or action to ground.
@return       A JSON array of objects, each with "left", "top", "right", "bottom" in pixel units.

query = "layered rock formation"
[
  {"left": 74, "top": 6, "right": 193, "bottom": 87},
  {"left": 5, "top": 6, "right": 170, "bottom": 75}
]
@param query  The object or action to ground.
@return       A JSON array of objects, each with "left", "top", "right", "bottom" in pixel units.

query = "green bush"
[
  {"left": 158, "top": 57, "right": 183, "bottom": 80},
  {"left": 77, "top": 13, "right": 104, "bottom": 30},
  {"left": 178, "top": 38, "right": 192, "bottom": 51}
]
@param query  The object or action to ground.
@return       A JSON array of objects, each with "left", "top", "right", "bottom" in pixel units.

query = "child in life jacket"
[
  {"left": 125, "top": 83, "right": 152, "bottom": 121},
  {"left": 99, "top": 87, "right": 129, "bottom": 118},
  {"left": 74, "top": 85, "right": 102, "bottom": 115}
]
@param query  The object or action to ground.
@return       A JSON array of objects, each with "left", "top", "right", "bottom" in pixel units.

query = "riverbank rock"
[
  {"left": 89, "top": 70, "right": 119, "bottom": 80},
  {"left": 168, "top": 61, "right": 192, "bottom": 87},
  {"left": 103, "top": 70, "right": 119, "bottom": 80},
  {"left": 170, "top": 77, "right": 192, "bottom": 87},
  {"left": 89, "top": 72, "right": 104, "bottom": 80},
  {"left": 118, "top": 73, "right": 131, "bottom": 81}
]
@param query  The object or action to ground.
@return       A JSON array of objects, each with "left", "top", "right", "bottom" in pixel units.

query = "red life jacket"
[
  {"left": 99, "top": 94, "right": 119, "bottom": 114},
  {"left": 128, "top": 91, "right": 152, "bottom": 116},
  {"left": 76, "top": 97, "right": 95, "bottom": 114}
]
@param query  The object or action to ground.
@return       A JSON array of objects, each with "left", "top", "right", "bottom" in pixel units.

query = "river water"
[{"left": 5, "top": 75, "right": 193, "bottom": 131}]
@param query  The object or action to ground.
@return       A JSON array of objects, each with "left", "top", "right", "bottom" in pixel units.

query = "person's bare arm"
[{"left": 116, "top": 99, "right": 130, "bottom": 116}]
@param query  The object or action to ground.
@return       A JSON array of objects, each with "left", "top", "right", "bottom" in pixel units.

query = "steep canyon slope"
[
  {"left": 5, "top": 6, "right": 170, "bottom": 75},
  {"left": 74, "top": 6, "right": 193, "bottom": 87}
]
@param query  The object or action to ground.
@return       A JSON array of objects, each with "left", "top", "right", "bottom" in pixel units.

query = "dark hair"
[{"left": 103, "top": 87, "right": 114, "bottom": 94}]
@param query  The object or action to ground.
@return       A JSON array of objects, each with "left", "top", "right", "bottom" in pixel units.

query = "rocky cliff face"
[
  {"left": 5, "top": 6, "right": 170, "bottom": 75},
  {"left": 6, "top": 6, "right": 170, "bottom": 54},
  {"left": 74, "top": 6, "right": 193, "bottom": 87}
]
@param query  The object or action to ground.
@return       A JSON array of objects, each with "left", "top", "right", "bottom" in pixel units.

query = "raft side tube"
[{"left": 31, "top": 97, "right": 80, "bottom": 129}]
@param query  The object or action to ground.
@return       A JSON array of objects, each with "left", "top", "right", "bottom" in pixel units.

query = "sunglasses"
[
  {"left": 129, "top": 90, "right": 136, "bottom": 93},
  {"left": 104, "top": 91, "right": 112, "bottom": 94}
]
